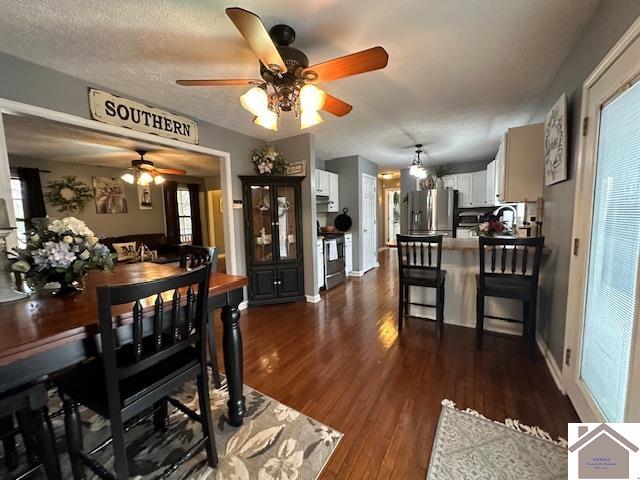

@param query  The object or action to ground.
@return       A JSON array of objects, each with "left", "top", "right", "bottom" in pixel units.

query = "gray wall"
[
  {"left": 0, "top": 52, "right": 264, "bottom": 278},
  {"left": 273, "top": 133, "right": 318, "bottom": 297},
  {"left": 325, "top": 155, "right": 378, "bottom": 272},
  {"left": 426, "top": 158, "right": 491, "bottom": 175},
  {"left": 529, "top": 0, "right": 640, "bottom": 366}
]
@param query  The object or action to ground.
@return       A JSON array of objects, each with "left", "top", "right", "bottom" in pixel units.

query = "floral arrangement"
[
  {"left": 44, "top": 176, "right": 94, "bottom": 213},
  {"left": 250, "top": 144, "right": 286, "bottom": 175},
  {"left": 472, "top": 215, "right": 508, "bottom": 237},
  {"left": 10, "top": 217, "right": 114, "bottom": 291}
]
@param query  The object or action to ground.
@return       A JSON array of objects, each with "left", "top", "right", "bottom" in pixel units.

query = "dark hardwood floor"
[{"left": 214, "top": 248, "right": 578, "bottom": 479}]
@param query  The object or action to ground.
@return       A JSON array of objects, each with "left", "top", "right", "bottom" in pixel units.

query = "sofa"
[{"left": 101, "top": 233, "right": 180, "bottom": 264}]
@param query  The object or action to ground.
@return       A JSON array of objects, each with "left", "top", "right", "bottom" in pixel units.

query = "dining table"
[{"left": 0, "top": 262, "right": 249, "bottom": 427}]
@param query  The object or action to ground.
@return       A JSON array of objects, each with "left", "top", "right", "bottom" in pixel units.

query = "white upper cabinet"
[
  {"left": 327, "top": 172, "right": 339, "bottom": 212},
  {"left": 471, "top": 170, "right": 487, "bottom": 206},
  {"left": 443, "top": 175, "right": 457, "bottom": 189},
  {"left": 495, "top": 124, "right": 544, "bottom": 203},
  {"left": 456, "top": 173, "right": 472, "bottom": 207},
  {"left": 486, "top": 160, "right": 497, "bottom": 206},
  {"left": 316, "top": 169, "right": 330, "bottom": 196}
]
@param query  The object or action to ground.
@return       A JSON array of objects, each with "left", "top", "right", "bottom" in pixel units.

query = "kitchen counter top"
[{"left": 441, "top": 237, "right": 551, "bottom": 255}]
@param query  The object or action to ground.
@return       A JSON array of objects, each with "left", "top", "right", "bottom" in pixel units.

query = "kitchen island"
[{"left": 407, "top": 237, "right": 550, "bottom": 335}]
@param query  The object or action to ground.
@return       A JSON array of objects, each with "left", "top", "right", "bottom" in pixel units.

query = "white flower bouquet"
[
  {"left": 251, "top": 144, "right": 286, "bottom": 175},
  {"left": 11, "top": 217, "right": 114, "bottom": 294}
]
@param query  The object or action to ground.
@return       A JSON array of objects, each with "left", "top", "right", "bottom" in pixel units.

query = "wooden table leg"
[{"left": 221, "top": 304, "right": 245, "bottom": 426}]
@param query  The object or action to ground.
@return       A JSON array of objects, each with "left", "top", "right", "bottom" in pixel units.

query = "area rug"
[
  {"left": 427, "top": 400, "right": 567, "bottom": 480},
  {"left": 3, "top": 374, "right": 342, "bottom": 480}
]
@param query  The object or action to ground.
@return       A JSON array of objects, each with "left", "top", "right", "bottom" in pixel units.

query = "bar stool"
[
  {"left": 476, "top": 236, "right": 545, "bottom": 358},
  {"left": 396, "top": 234, "right": 446, "bottom": 337},
  {"left": 0, "top": 379, "right": 61, "bottom": 479}
]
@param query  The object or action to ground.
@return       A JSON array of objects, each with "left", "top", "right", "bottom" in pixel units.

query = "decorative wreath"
[{"left": 44, "top": 175, "right": 94, "bottom": 213}]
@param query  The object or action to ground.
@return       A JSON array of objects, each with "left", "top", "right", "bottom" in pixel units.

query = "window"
[
  {"left": 10, "top": 177, "right": 26, "bottom": 247},
  {"left": 176, "top": 186, "right": 193, "bottom": 244}
]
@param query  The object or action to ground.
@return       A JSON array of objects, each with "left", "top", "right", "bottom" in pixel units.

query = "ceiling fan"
[
  {"left": 176, "top": 7, "right": 389, "bottom": 131},
  {"left": 120, "top": 150, "right": 186, "bottom": 186}
]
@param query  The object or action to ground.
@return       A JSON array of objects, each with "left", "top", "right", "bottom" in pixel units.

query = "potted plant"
[
  {"left": 433, "top": 165, "right": 455, "bottom": 189},
  {"left": 10, "top": 217, "right": 115, "bottom": 295}
]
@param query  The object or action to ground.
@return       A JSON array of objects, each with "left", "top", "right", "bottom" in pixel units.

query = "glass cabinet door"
[
  {"left": 249, "top": 185, "right": 274, "bottom": 263},
  {"left": 275, "top": 185, "right": 298, "bottom": 261}
]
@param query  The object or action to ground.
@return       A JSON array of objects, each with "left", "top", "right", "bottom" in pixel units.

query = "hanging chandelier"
[{"left": 409, "top": 144, "right": 427, "bottom": 178}]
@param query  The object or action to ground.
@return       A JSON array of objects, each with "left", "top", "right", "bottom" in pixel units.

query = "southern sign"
[{"left": 88, "top": 89, "right": 198, "bottom": 144}]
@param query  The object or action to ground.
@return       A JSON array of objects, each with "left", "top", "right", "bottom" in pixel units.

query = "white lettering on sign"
[{"left": 88, "top": 89, "right": 198, "bottom": 144}]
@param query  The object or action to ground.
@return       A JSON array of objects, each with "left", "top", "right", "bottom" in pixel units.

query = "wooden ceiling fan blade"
[
  {"left": 154, "top": 167, "right": 187, "bottom": 175},
  {"left": 322, "top": 94, "right": 353, "bottom": 117},
  {"left": 176, "top": 79, "right": 263, "bottom": 86},
  {"left": 226, "top": 7, "right": 287, "bottom": 74},
  {"left": 303, "top": 46, "right": 388, "bottom": 82}
]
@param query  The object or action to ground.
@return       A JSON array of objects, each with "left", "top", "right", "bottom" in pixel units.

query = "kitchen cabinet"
[
  {"left": 495, "top": 124, "right": 544, "bottom": 203},
  {"left": 241, "top": 176, "right": 305, "bottom": 306},
  {"left": 327, "top": 172, "right": 339, "bottom": 212},
  {"left": 317, "top": 239, "right": 325, "bottom": 289},
  {"left": 443, "top": 175, "right": 457, "bottom": 189},
  {"left": 316, "top": 169, "right": 329, "bottom": 196},
  {"left": 344, "top": 233, "right": 353, "bottom": 274},
  {"left": 456, "top": 173, "right": 472, "bottom": 207},
  {"left": 471, "top": 170, "right": 487, "bottom": 206},
  {"left": 486, "top": 160, "right": 496, "bottom": 206}
]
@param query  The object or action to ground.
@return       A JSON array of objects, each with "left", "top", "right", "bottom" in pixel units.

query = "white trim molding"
[
  {"left": 348, "top": 270, "right": 365, "bottom": 277},
  {"left": 536, "top": 334, "right": 565, "bottom": 394},
  {"left": 306, "top": 294, "right": 321, "bottom": 303}
]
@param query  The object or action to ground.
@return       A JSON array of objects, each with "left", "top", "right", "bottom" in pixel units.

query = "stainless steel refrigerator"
[{"left": 408, "top": 188, "right": 456, "bottom": 236}]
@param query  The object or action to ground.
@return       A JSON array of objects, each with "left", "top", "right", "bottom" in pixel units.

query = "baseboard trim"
[
  {"left": 348, "top": 270, "right": 365, "bottom": 277},
  {"left": 306, "top": 294, "right": 321, "bottom": 303},
  {"left": 536, "top": 334, "right": 565, "bottom": 394},
  {"left": 238, "top": 300, "right": 248, "bottom": 311}
]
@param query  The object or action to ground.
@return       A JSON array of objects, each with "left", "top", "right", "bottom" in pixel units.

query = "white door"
[
  {"left": 386, "top": 189, "right": 400, "bottom": 245},
  {"left": 361, "top": 173, "right": 377, "bottom": 272},
  {"left": 564, "top": 20, "right": 640, "bottom": 422}
]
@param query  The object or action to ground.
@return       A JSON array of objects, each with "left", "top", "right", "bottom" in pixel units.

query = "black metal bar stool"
[
  {"left": 476, "top": 236, "right": 544, "bottom": 358},
  {"left": 179, "top": 245, "right": 222, "bottom": 389},
  {"left": 396, "top": 234, "right": 446, "bottom": 337},
  {"left": 55, "top": 265, "right": 217, "bottom": 479},
  {"left": 0, "top": 379, "right": 61, "bottom": 479}
]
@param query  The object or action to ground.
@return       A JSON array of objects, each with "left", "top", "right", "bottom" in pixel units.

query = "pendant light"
[{"left": 409, "top": 144, "right": 427, "bottom": 178}]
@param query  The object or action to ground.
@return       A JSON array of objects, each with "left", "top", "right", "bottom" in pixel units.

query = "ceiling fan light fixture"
[
  {"left": 240, "top": 86, "right": 269, "bottom": 116},
  {"left": 254, "top": 110, "right": 279, "bottom": 131},
  {"left": 137, "top": 171, "right": 154, "bottom": 186},
  {"left": 154, "top": 175, "right": 166, "bottom": 185},
  {"left": 121, "top": 173, "right": 135, "bottom": 184},
  {"left": 299, "top": 84, "right": 326, "bottom": 112},
  {"left": 300, "top": 110, "right": 323, "bottom": 129}
]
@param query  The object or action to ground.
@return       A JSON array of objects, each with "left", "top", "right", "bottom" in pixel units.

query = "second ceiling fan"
[{"left": 176, "top": 7, "right": 389, "bottom": 131}]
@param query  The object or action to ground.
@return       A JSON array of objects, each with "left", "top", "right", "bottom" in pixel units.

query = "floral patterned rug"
[
  {"left": 3, "top": 375, "right": 342, "bottom": 480},
  {"left": 427, "top": 400, "right": 567, "bottom": 480}
]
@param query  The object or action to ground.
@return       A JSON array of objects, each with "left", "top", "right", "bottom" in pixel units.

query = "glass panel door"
[
  {"left": 275, "top": 185, "right": 297, "bottom": 261},
  {"left": 580, "top": 79, "right": 640, "bottom": 421},
  {"left": 249, "top": 185, "right": 274, "bottom": 263}
]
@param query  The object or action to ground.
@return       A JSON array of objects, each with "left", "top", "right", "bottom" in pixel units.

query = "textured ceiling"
[
  {"left": 0, "top": 0, "right": 599, "bottom": 169},
  {"left": 3, "top": 114, "right": 220, "bottom": 175}
]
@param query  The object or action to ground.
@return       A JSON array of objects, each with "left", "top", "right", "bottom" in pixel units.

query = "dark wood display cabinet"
[{"left": 241, "top": 176, "right": 305, "bottom": 306}]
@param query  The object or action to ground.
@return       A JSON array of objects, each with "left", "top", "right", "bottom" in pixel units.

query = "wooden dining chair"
[
  {"left": 56, "top": 265, "right": 217, "bottom": 480},
  {"left": 396, "top": 234, "right": 446, "bottom": 337},
  {"left": 179, "top": 245, "right": 222, "bottom": 389},
  {"left": 476, "top": 236, "right": 545, "bottom": 358},
  {"left": 0, "top": 379, "right": 61, "bottom": 479}
]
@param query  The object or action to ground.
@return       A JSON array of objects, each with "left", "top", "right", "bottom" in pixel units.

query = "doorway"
[
  {"left": 361, "top": 173, "right": 377, "bottom": 272},
  {"left": 564, "top": 18, "right": 640, "bottom": 422},
  {"left": 385, "top": 188, "right": 400, "bottom": 246}
]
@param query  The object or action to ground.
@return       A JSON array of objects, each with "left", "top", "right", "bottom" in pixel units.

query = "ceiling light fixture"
[
  {"left": 380, "top": 172, "right": 395, "bottom": 180},
  {"left": 121, "top": 150, "right": 187, "bottom": 186},
  {"left": 409, "top": 144, "right": 427, "bottom": 178}
]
